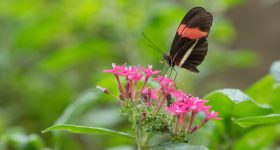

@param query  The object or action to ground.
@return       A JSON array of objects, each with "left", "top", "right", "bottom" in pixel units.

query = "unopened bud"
[
  {"left": 166, "top": 93, "right": 172, "bottom": 106},
  {"left": 119, "top": 94, "right": 125, "bottom": 101},
  {"left": 96, "top": 85, "right": 110, "bottom": 94},
  {"left": 125, "top": 81, "right": 132, "bottom": 99},
  {"left": 141, "top": 112, "right": 147, "bottom": 122}
]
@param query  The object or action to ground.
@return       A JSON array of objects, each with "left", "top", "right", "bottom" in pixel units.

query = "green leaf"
[
  {"left": 233, "top": 126, "right": 278, "bottom": 150},
  {"left": 246, "top": 74, "right": 280, "bottom": 113},
  {"left": 232, "top": 114, "right": 280, "bottom": 128},
  {"left": 204, "top": 88, "right": 271, "bottom": 118},
  {"left": 55, "top": 89, "right": 101, "bottom": 124},
  {"left": 270, "top": 84, "right": 280, "bottom": 113},
  {"left": 105, "top": 145, "right": 134, "bottom": 150},
  {"left": 246, "top": 75, "right": 275, "bottom": 104},
  {"left": 151, "top": 143, "right": 208, "bottom": 150},
  {"left": 42, "top": 124, "right": 134, "bottom": 139},
  {"left": 1, "top": 128, "right": 45, "bottom": 150},
  {"left": 270, "top": 61, "right": 280, "bottom": 83},
  {"left": 51, "top": 88, "right": 115, "bottom": 149}
]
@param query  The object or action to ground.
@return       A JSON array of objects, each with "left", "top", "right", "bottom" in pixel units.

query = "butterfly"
[{"left": 163, "top": 7, "right": 213, "bottom": 73}]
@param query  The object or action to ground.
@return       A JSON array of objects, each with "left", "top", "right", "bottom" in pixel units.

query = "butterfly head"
[{"left": 162, "top": 53, "right": 174, "bottom": 67}]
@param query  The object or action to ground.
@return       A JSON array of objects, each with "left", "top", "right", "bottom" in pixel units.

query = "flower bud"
[{"left": 96, "top": 85, "right": 110, "bottom": 94}]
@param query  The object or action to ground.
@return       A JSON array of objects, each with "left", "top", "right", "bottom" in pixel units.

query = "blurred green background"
[{"left": 0, "top": 0, "right": 279, "bottom": 149}]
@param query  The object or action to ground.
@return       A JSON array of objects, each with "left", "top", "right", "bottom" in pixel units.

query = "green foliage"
[
  {"left": 151, "top": 143, "right": 208, "bottom": 150},
  {"left": 232, "top": 114, "right": 280, "bottom": 128},
  {"left": 205, "top": 89, "right": 271, "bottom": 118},
  {"left": 233, "top": 126, "right": 279, "bottom": 150},
  {"left": 142, "top": 112, "right": 171, "bottom": 134},
  {"left": 1, "top": 128, "right": 46, "bottom": 150},
  {"left": 55, "top": 89, "right": 101, "bottom": 124},
  {"left": 2, "top": 0, "right": 280, "bottom": 149},
  {"left": 204, "top": 60, "right": 280, "bottom": 150},
  {"left": 120, "top": 101, "right": 171, "bottom": 135},
  {"left": 42, "top": 124, "right": 134, "bottom": 139}
]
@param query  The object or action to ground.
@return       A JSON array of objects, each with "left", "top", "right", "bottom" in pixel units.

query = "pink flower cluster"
[
  {"left": 103, "top": 63, "right": 159, "bottom": 100},
  {"left": 103, "top": 63, "right": 221, "bottom": 134},
  {"left": 167, "top": 96, "right": 221, "bottom": 134}
]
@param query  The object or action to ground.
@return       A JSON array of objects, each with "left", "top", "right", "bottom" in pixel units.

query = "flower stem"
[
  {"left": 155, "top": 96, "right": 166, "bottom": 114},
  {"left": 175, "top": 115, "right": 180, "bottom": 134},
  {"left": 139, "top": 133, "right": 151, "bottom": 150},
  {"left": 180, "top": 113, "right": 187, "bottom": 133},
  {"left": 186, "top": 111, "right": 196, "bottom": 133},
  {"left": 115, "top": 74, "right": 124, "bottom": 97},
  {"left": 136, "top": 76, "right": 149, "bottom": 100},
  {"left": 130, "top": 103, "right": 143, "bottom": 150}
]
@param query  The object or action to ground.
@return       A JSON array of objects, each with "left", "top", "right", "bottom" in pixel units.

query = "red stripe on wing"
[{"left": 177, "top": 24, "right": 208, "bottom": 40}]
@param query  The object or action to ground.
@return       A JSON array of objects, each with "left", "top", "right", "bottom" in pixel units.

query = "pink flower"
[
  {"left": 171, "top": 90, "right": 188, "bottom": 102},
  {"left": 141, "top": 88, "right": 159, "bottom": 106},
  {"left": 167, "top": 102, "right": 189, "bottom": 116},
  {"left": 166, "top": 94, "right": 220, "bottom": 134},
  {"left": 205, "top": 111, "right": 221, "bottom": 120},
  {"left": 138, "top": 65, "right": 160, "bottom": 97},
  {"left": 103, "top": 63, "right": 126, "bottom": 76},
  {"left": 153, "top": 75, "right": 174, "bottom": 86},
  {"left": 142, "top": 88, "right": 159, "bottom": 100},
  {"left": 122, "top": 66, "right": 143, "bottom": 81},
  {"left": 141, "top": 65, "right": 160, "bottom": 77},
  {"left": 154, "top": 75, "right": 176, "bottom": 94},
  {"left": 184, "top": 96, "right": 208, "bottom": 113},
  {"left": 195, "top": 110, "right": 222, "bottom": 133},
  {"left": 103, "top": 63, "right": 127, "bottom": 96}
]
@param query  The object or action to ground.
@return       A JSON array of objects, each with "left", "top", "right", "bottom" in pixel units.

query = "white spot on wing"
[{"left": 179, "top": 40, "right": 198, "bottom": 67}]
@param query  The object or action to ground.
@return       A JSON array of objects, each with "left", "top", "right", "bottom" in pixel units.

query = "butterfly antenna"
[{"left": 142, "top": 32, "right": 165, "bottom": 55}]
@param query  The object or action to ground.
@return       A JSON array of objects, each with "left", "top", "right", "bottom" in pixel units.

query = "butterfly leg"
[
  {"left": 159, "top": 66, "right": 171, "bottom": 83},
  {"left": 173, "top": 68, "right": 178, "bottom": 88},
  {"left": 162, "top": 66, "right": 170, "bottom": 76},
  {"left": 169, "top": 67, "right": 173, "bottom": 78}
]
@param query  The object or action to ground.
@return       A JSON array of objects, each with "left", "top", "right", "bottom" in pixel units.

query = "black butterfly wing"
[
  {"left": 181, "top": 38, "right": 208, "bottom": 73},
  {"left": 185, "top": 8, "right": 213, "bottom": 32},
  {"left": 169, "top": 7, "right": 213, "bottom": 72},
  {"left": 169, "top": 7, "right": 206, "bottom": 64},
  {"left": 169, "top": 38, "right": 196, "bottom": 66}
]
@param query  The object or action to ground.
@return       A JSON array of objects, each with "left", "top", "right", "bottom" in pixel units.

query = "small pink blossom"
[
  {"left": 154, "top": 75, "right": 176, "bottom": 94},
  {"left": 154, "top": 75, "right": 175, "bottom": 86},
  {"left": 167, "top": 102, "right": 189, "bottom": 116},
  {"left": 171, "top": 90, "right": 188, "bottom": 102},
  {"left": 205, "top": 111, "right": 221, "bottom": 120},
  {"left": 103, "top": 63, "right": 126, "bottom": 76},
  {"left": 188, "top": 97, "right": 208, "bottom": 113},
  {"left": 138, "top": 65, "right": 160, "bottom": 97},
  {"left": 142, "top": 88, "right": 159, "bottom": 100},
  {"left": 103, "top": 63, "right": 126, "bottom": 96},
  {"left": 141, "top": 65, "right": 160, "bottom": 77},
  {"left": 195, "top": 110, "right": 222, "bottom": 133},
  {"left": 123, "top": 66, "right": 143, "bottom": 81}
]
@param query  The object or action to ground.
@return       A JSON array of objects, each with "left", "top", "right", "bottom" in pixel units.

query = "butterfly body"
[{"left": 164, "top": 7, "right": 213, "bottom": 73}]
